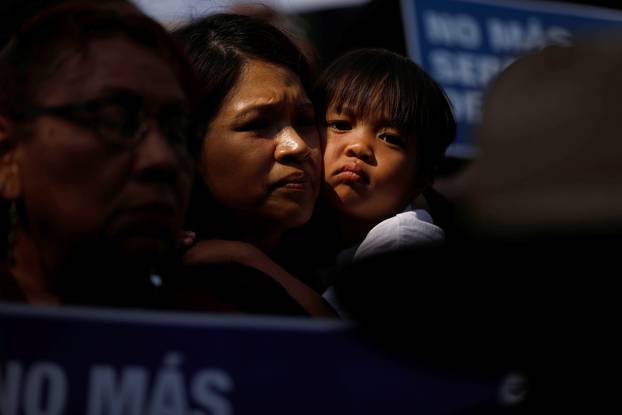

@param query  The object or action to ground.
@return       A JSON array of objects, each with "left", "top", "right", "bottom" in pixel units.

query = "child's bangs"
[{"left": 327, "top": 69, "right": 416, "bottom": 136}]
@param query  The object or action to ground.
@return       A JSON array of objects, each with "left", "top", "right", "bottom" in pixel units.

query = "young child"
[{"left": 313, "top": 48, "right": 456, "bottom": 267}]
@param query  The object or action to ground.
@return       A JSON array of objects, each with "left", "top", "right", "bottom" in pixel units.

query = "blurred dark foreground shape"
[{"left": 334, "top": 38, "right": 622, "bottom": 411}]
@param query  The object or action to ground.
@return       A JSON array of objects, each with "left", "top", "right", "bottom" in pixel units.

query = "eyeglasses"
[{"left": 16, "top": 92, "right": 201, "bottom": 158}]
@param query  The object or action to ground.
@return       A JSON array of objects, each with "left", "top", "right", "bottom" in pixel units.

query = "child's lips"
[{"left": 333, "top": 163, "right": 370, "bottom": 184}]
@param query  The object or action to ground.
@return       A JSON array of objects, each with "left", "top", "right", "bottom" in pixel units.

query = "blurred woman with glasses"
[{"left": 0, "top": 2, "right": 202, "bottom": 307}]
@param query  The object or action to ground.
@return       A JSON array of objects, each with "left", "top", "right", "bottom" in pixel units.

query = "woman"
[
  {"left": 174, "top": 14, "right": 334, "bottom": 316},
  {"left": 0, "top": 3, "right": 200, "bottom": 307}
]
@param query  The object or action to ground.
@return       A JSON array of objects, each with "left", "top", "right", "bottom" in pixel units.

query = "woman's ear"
[{"left": 0, "top": 116, "right": 22, "bottom": 201}]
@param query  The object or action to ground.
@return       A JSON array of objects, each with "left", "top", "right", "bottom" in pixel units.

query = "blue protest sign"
[
  {"left": 0, "top": 304, "right": 521, "bottom": 414},
  {"left": 401, "top": 0, "right": 622, "bottom": 158}
]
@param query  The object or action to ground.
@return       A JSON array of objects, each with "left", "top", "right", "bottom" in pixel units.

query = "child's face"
[{"left": 322, "top": 107, "right": 418, "bottom": 222}]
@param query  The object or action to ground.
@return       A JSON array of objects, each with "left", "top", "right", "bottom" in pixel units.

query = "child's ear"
[{"left": 0, "top": 116, "right": 22, "bottom": 201}]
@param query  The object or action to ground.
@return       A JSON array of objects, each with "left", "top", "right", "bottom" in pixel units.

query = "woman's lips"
[{"left": 272, "top": 171, "right": 312, "bottom": 190}]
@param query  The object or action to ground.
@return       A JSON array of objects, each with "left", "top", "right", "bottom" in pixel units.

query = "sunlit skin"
[
  {"left": 201, "top": 59, "right": 321, "bottom": 251},
  {"left": 322, "top": 106, "right": 418, "bottom": 240},
  {"left": 1, "top": 37, "right": 194, "bottom": 297}
]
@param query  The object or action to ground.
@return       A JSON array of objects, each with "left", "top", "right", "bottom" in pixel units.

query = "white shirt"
[
  {"left": 323, "top": 207, "right": 444, "bottom": 317},
  {"left": 353, "top": 207, "right": 444, "bottom": 262}
]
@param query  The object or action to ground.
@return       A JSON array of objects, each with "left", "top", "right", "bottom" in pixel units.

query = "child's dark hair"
[{"left": 313, "top": 48, "right": 455, "bottom": 191}]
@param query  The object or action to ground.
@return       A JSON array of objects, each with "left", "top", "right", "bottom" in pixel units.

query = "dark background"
[
  {"left": 2, "top": 0, "right": 621, "bottom": 179},
  {"left": 301, "top": 0, "right": 622, "bottom": 67},
  {"left": 297, "top": 0, "right": 622, "bottom": 178},
  {"left": 4, "top": 0, "right": 621, "bottom": 68}
]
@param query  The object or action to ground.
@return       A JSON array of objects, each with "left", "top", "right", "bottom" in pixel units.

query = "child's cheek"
[
  {"left": 319, "top": 127, "right": 329, "bottom": 152},
  {"left": 322, "top": 142, "right": 337, "bottom": 182}
]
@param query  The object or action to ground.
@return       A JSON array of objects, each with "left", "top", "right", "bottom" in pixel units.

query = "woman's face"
[
  {"left": 2, "top": 36, "right": 194, "bottom": 265},
  {"left": 201, "top": 59, "right": 321, "bottom": 232}
]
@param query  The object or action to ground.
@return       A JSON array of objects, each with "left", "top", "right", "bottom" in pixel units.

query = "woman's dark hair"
[
  {"left": 313, "top": 48, "right": 456, "bottom": 191},
  {"left": 173, "top": 13, "right": 315, "bottom": 129}
]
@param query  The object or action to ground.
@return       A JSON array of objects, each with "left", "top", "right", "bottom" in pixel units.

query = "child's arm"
[{"left": 182, "top": 239, "right": 338, "bottom": 318}]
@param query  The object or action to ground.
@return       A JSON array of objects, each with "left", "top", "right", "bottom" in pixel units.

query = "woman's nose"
[
  {"left": 132, "top": 119, "right": 181, "bottom": 181},
  {"left": 274, "top": 127, "right": 311, "bottom": 163}
]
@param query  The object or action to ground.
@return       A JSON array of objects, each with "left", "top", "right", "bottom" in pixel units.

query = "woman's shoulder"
[{"left": 169, "top": 263, "right": 309, "bottom": 316}]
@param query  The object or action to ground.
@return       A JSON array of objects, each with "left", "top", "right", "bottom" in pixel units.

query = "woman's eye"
[
  {"left": 379, "top": 133, "right": 405, "bottom": 147},
  {"left": 327, "top": 120, "right": 351, "bottom": 131},
  {"left": 238, "top": 118, "right": 270, "bottom": 132},
  {"left": 94, "top": 104, "right": 140, "bottom": 138}
]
